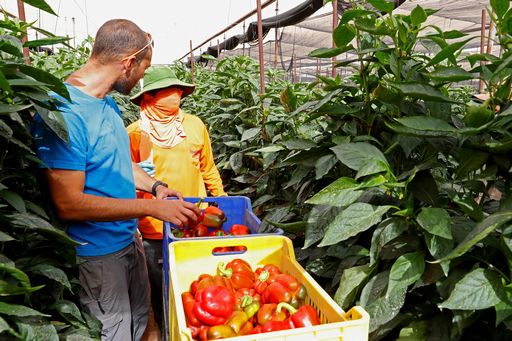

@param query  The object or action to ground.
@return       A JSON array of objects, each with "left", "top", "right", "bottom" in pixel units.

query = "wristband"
[{"left": 151, "top": 180, "right": 168, "bottom": 196}]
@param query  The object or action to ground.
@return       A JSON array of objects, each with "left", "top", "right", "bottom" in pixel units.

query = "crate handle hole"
[{"left": 212, "top": 246, "right": 247, "bottom": 255}]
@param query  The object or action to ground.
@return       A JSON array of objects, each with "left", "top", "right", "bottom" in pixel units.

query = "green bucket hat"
[{"left": 130, "top": 66, "right": 195, "bottom": 105}]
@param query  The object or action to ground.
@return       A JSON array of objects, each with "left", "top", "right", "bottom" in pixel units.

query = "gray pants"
[
  {"left": 142, "top": 239, "right": 163, "bottom": 329},
  {"left": 78, "top": 236, "right": 150, "bottom": 341}
]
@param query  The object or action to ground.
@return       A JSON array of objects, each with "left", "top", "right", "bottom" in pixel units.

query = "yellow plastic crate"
[{"left": 166, "top": 235, "right": 369, "bottom": 341}]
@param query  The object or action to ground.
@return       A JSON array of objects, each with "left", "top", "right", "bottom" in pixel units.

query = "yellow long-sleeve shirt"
[{"left": 127, "top": 113, "right": 226, "bottom": 239}]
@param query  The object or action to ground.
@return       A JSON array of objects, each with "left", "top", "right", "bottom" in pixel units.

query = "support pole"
[
  {"left": 274, "top": 0, "right": 279, "bottom": 69},
  {"left": 16, "top": 0, "right": 30, "bottom": 65},
  {"left": 479, "top": 9, "right": 486, "bottom": 93},
  {"left": 256, "top": 0, "right": 265, "bottom": 95},
  {"left": 331, "top": 0, "right": 338, "bottom": 78},
  {"left": 190, "top": 40, "right": 195, "bottom": 83}
]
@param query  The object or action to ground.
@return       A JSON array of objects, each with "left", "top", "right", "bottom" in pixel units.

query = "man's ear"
[{"left": 122, "top": 56, "right": 137, "bottom": 73}]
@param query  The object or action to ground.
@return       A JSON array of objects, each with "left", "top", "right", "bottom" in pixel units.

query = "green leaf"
[
  {"left": 280, "top": 86, "right": 297, "bottom": 113},
  {"left": 426, "top": 39, "right": 472, "bottom": 67},
  {"left": 365, "top": 282, "right": 407, "bottom": 332},
  {"left": 435, "top": 211, "right": 512, "bottom": 262},
  {"left": 52, "top": 300, "right": 85, "bottom": 323},
  {"left": 282, "top": 139, "right": 317, "bottom": 150},
  {"left": 29, "top": 264, "right": 72, "bottom": 290},
  {"left": 0, "top": 190, "right": 26, "bottom": 213},
  {"left": 16, "top": 321, "right": 58, "bottom": 341},
  {"left": 241, "top": 128, "right": 261, "bottom": 142},
  {"left": 305, "top": 177, "right": 363, "bottom": 207},
  {"left": 491, "top": 0, "right": 510, "bottom": 19},
  {"left": 427, "top": 67, "right": 474, "bottom": 82},
  {"left": 0, "top": 302, "right": 49, "bottom": 317},
  {"left": 34, "top": 105, "right": 69, "bottom": 144},
  {"left": 334, "top": 264, "right": 372, "bottom": 310},
  {"left": 315, "top": 154, "right": 337, "bottom": 180},
  {"left": 319, "top": 203, "right": 391, "bottom": 247},
  {"left": 0, "top": 103, "right": 33, "bottom": 114},
  {"left": 439, "top": 268, "right": 504, "bottom": 310},
  {"left": 333, "top": 24, "right": 356, "bottom": 48},
  {"left": 331, "top": 142, "right": 389, "bottom": 177},
  {"left": 424, "top": 233, "right": 453, "bottom": 274},
  {"left": 416, "top": 208, "right": 452, "bottom": 239},
  {"left": 309, "top": 45, "right": 353, "bottom": 58},
  {"left": 388, "top": 252, "right": 425, "bottom": 294},
  {"left": 410, "top": 6, "right": 428, "bottom": 26},
  {"left": 388, "top": 82, "right": 458, "bottom": 103},
  {"left": 229, "top": 152, "right": 243, "bottom": 174},
  {"left": 22, "top": 0, "right": 57, "bottom": 15},
  {"left": 0, "top": 71, "right": 11, "bottom": 92},
  {"left": 340, "top": 9, "right": 374, "bottom": 25},
  {"left": 395, "top": 116, "right": 456, "bottom": 132},
  {"left": 8, "top": 212, "right": 81, "bottom": 246},
  {"left": 0, "top": 262, "right": 31, "bottom": 289},
  {"left": 455, "top": 149, "right": 488, "bottom": 178},
  {"left": 0, "top": 35, "right": 23, "bottom": 57},
  {"left": 397, "top": 321, "right": 428, "bottom": 341},
  {"left": 0, "top": 315, "right": 18, "bottom": 337},
  {"left": 303, "top": 205, "right": 340, "bottom": 249},
  {"left": 370, "top": 217, "right": 408, "bottom": 264},
  {"left": 18, "top": 64, "right": 70, "bottom": 101},
  {"left": 255, "top": 145, "right": 284, "bottom": 153},
  {"left": 368, "top": 0, "right": 395, "bottom": 13},
  {"left": 495, "top": 289, "right": 512, "bottom": 325},
  {"left": 0, "top": 231, "right": 15, "bottom": 242}
]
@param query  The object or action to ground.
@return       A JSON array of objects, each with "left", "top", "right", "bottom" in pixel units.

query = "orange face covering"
[{"left": 139, "top": 88, "right": 187, "bottom": 148}]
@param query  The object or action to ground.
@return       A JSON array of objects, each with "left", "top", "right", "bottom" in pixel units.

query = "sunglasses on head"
[{"left": 122, "top": 33, "right": 154, "bottom": 61}]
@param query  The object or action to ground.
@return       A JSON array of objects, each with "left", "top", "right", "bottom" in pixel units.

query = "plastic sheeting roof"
[{"left": 217, "top": 0, "right": 493, "bottom": 82}]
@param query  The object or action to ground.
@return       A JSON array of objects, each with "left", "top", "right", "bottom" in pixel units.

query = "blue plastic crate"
[{"left": 163, "top": 196, "right": 280, "bottom": 242}]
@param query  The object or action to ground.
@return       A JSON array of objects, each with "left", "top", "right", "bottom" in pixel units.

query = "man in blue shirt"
[{"left": 32, "top": 19, "right": 200, "bottom": 341}]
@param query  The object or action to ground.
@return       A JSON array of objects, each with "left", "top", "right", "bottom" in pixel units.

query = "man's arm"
[{"left": 45, "top": 169, "right": 199, "bottom": 227}]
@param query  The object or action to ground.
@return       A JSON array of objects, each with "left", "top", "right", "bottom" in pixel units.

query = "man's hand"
[
  {"left": 149, "top": 199, "right": 200, "bottom": 228},
  {"left": 155, "top": 186, "right": 183, "bottom": 200}
]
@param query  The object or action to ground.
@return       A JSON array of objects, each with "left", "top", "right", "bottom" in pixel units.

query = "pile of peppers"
[
  {"left": 172, "top": 201, "right": 251, "bottom": 242},
  {"left": 181, "top": 258, "right": 321, "bottom": 340}
]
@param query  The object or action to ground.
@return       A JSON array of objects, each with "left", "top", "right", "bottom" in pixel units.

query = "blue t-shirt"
[{"left": 32, "top": 84, "right": 137, "bottom": 256}]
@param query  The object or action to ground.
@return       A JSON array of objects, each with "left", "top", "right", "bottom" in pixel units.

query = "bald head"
[{"left": 91, "top": 19, "right": 151, "bottom": 64}]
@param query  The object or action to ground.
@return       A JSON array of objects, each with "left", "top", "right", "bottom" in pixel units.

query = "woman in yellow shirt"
[{"left": 127, "top": 65, "right": 226, "bottom": 329}]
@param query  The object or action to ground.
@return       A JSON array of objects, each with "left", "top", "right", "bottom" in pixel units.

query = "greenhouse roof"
[{"left": 215, "top": 0, "right": 493, "bottom": 82}]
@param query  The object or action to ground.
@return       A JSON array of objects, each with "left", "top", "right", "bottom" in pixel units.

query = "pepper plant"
[
  {"left": 0, "top": 2, "right": 100, "bottom": 339},
  {"left": 174, "top": 0, "right": 512, "bottom": 339}
]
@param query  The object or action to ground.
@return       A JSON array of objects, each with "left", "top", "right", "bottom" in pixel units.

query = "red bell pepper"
[
  {"left": 204, "top": 205, "right": 225, "bottom": 220},
  {"left": 235, "top": 287, "right": 261, "bottom": 310},
  {"left": 213, "top": 246, "right": 233, "bottom": 253},
  {"left": 257, "top": 303, "right": 288, "bottom": 325},
  {"left": 253, "top": 264, "right": 281, "bottom": 294},
  {"left": 193, "top": 285, "right": 235, "bottom": 326},
  {"left": 193, "top": 224, "right": 208, "bottom": 237},
  {"left": 269, "top": 273, "right": 300, "bottom": 291},
  {"left": 190, "top": 274, "right": 212, "bottom": 296},
  {"left": 218, "top": 259, "right": 254, "bottom": 290},
  {"left": 261, "top": 320, "right": 293, "bottom": 333},
  {"left": 248, "top": 325, "right": 263, "bottom": 335},
  {"left": 209, "top": 229, "right": 227, "bottom": 237},
  {"left": 277, "top": 302, "right": 320, "bottom": 328},
  {"left": 202, "top": 205, "right": 226, "bottom": 228},
  {"left": 206, "top": 324, "right": 236, "bottom": 339},
  {"left": 196, "top": 274, "right": 234, "bottom": 294},
  {"left": 229, "top": 224, "right": 250, "bottom": 235},
  {"left": 181, "top": 291, "right": 201, "bottom": 328},
  {"left": 261, "top": 281, "right": 293, "bottom": 305}
]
